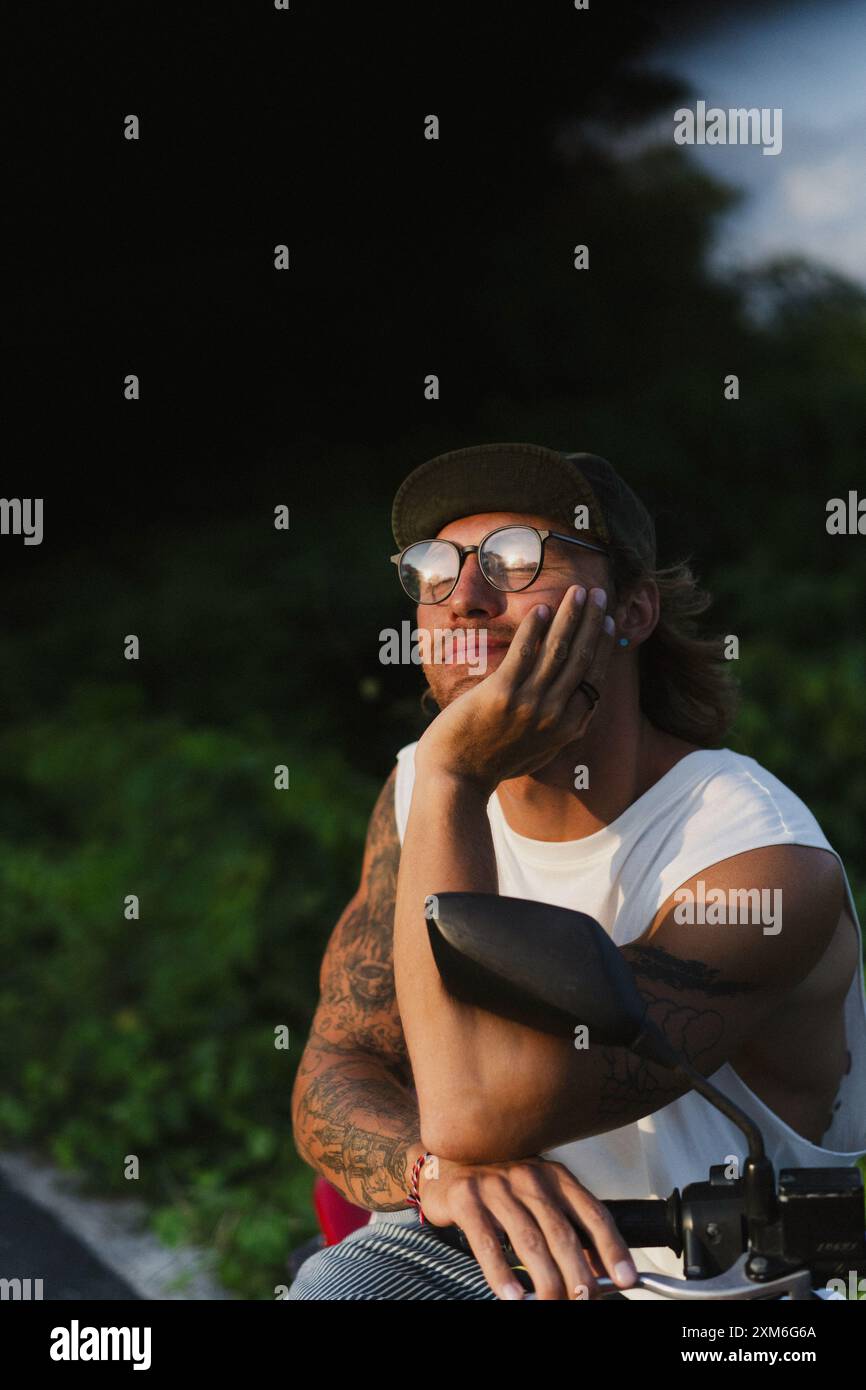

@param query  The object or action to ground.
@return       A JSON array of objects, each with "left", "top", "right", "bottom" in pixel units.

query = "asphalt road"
[{"left": 0, "top": 1171, "right": 140, "bottom": 1301}]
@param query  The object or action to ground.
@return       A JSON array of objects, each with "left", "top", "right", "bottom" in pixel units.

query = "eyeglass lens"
[
  {"left": 478, "top": 527, "right": 542, "bottom": 591},
  {"left": 398, "top": 539, "right": 461, "bottom": 603},
  {"left": 399, "top": 527, "right": 543, "bottom": 602}
]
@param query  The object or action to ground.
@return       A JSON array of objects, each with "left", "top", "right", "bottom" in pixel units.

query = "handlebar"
[
  {"left": 426, "top": 1194, "right": 682, "bottom": 1264},
  {"left": 424, "top": 1170, "right": 866, "bottom": 1298},
  {"left": 603, "top": 1194, "right": 682, "bottom": 1256}
]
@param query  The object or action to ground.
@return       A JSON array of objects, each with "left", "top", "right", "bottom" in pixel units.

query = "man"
[{"left": 290, "top": 442, "right": 866, "bottom": 1301}]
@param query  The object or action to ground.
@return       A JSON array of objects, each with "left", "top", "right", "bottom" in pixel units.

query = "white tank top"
[{"left": 393, "top": 742, "right": 866, "bottom": 1299}]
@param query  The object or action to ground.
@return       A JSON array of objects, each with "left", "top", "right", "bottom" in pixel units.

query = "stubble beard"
[{"left": 421, "top": 660, "right": 495, "bottom": 710}]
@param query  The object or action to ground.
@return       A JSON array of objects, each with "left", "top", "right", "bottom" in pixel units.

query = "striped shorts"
[{"left": 287, "top": 1207, "right": 498, "bottom": 1300}]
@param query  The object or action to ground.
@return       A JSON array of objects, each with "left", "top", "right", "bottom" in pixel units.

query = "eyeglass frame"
[{"left": 390, "top": 525, "right": 610, "bottom": 604}]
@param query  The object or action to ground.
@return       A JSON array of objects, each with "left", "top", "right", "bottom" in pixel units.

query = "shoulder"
[
  {"left": 699, "top": 746, "right": 815, "bottom": 807},
  {"left": 357, "top": 765, "right": 401, "bottom": 884},
  {"left": 645, "top": 749, "right": 844, "bottom": 969},
  {"left": 646, "top": 840, "right": 845, "bottom": 990},
  {"left": 362, "top": 744, "right": 420, "bottom": 863},
  {"left": 676, "top": 747, "right": 830, "bottom": 847}
]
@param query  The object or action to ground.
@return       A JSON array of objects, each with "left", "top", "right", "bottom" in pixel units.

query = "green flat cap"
[{"left": 391, "top": 442, "right": 656, "bottom": 567}]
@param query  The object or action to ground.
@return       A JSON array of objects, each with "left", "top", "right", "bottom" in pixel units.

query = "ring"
[{"left": 578, "top": 680, "right": 600, "bottom": 709}]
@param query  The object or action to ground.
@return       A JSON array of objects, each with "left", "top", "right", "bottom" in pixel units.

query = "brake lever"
[{"left": 592, "top": 1253, "right": 815, "bottom": 1301}]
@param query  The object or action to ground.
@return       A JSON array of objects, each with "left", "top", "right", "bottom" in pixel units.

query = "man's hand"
[
  {"left": 417, "top": 1154, "right": 637, "bottom": 1300},
  {"left": 415, "top": 585, "right": 615, "bottom": 796}
]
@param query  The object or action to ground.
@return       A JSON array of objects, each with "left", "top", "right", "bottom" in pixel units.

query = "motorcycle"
[{"left": 290, "top": 892, "right": 866, "bottom": 1301}]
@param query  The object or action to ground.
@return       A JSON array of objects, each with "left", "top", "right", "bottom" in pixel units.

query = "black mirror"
[{"left": 425, "top": 891, "right": 648, "bottom": 1047}]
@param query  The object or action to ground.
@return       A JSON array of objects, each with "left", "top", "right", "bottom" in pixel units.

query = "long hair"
[{"left": 608, "top": 543, "right": 739, "bottom": 747}]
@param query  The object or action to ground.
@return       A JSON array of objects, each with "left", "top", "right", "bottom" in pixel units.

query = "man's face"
[{"left": 417, "top": 511, "right": 612, "bottom": 709}]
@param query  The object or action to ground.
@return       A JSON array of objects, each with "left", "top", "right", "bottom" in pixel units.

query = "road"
[{"left": 0, "top": 1170, "right": 140, "bottom": 1301}]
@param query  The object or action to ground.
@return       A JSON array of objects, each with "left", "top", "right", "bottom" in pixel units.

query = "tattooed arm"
[
  {"left": 291, "top": 768, "right": 426, "bottom": 1211},
  {"left": 415, "top": 843, "right": 845, "bottom": 1163},
  {"left": 291, "top": 767, "right": 644, "bottom": 1300}
]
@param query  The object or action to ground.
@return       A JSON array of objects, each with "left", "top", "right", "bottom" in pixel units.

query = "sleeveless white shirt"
[{"left": 393, "top": 742, "right": 866, "bottom": 1299}]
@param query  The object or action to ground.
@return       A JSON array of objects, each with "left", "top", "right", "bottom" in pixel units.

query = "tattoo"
[
  {"left": 293, "top": 769, "right": 418, "bottom": 1207},
  {"left": 625, "top": 943, "right": 760, "bottom": 998},
  {"left": 598, "top": 942, "right": 757, "bottom": 1124},
  {"left": 294, "top": 1061, "right": 420, "bottom": 1209},
  {"left": 298, "top": 1025, "right": 409, "bottom": 1089},
  {"left": 315, "top": 769, "right": 410, "bottom": 1068}
]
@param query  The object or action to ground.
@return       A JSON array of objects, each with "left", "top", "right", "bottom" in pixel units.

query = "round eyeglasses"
[{"left": 391, "top": 525, "right": 609, "bottom": 604}]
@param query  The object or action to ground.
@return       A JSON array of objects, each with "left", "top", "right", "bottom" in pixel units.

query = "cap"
[{"left": 390, "top": 442, "right": 657, "bottom": 568}]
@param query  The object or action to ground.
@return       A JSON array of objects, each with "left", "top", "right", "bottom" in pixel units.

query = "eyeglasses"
[{"left": 391, "top": 525, "right": 609, "bottom": 605}]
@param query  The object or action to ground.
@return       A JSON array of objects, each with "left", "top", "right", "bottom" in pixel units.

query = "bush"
[{"left": 0, "top": 681, "right": 377, "bottom": 1296}]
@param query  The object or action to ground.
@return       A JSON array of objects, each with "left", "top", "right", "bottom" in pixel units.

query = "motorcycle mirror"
[{"left": 425, "top": 891, "right": 648, "bottom": 1047}]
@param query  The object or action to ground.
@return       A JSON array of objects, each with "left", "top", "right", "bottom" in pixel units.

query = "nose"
[{"left": 444, "top": 551, "right": 507, "bottom": 621}]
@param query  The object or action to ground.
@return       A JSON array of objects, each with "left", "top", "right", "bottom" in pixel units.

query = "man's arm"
[
  {"left": 291, "top": 768, "right": 427, "bottom": 1211},
  {"left": 292, "top": 764, "right": 643, "bottom": 1299},
  {"left": 409, "top": 836, "right": 845, "bottom": 1163}
]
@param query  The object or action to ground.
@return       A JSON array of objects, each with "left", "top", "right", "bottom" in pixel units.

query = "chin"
[{"left": 424, "top": 667, "right": 491, "bottom": 707}]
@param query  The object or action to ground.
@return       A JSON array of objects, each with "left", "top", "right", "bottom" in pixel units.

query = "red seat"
[{"left": 313, "top": 1175, "right": 373, "bottom": 1245}]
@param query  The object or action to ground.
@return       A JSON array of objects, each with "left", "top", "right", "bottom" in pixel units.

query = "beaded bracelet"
[{"left": 406, "top": 1150, "right": 435, "bottom": 1224}]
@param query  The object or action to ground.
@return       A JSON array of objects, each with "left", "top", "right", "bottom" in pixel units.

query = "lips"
[{"left": 455, "top": 630, "right": 513, "bottom": 648}]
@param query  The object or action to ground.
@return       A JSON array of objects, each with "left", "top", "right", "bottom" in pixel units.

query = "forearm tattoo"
[
  {"left": 597, "top": 942, "right": 758, "bottom": 1124},
  {"left": 293, "top": 1062, "right": 420, "bottom": 1209},
  {"left": 293, "top": 771, "right": 419, "bottom": 1208}
]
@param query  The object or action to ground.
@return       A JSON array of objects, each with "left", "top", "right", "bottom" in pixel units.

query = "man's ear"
[{"left": 615, "top": 578, "right": 659, "bottom": 649}]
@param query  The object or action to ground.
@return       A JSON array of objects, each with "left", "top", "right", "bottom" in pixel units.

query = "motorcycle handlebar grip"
[{"left": 602, "top": 1196, "right": 681, "bottom": 1255}]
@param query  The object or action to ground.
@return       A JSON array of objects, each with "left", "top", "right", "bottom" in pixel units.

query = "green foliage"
[{"left": 0, "top": 684, "right": 377, "bottom": 1295}]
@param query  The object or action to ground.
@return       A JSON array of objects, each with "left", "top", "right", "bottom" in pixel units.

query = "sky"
[{"left": 638, "top": 0, "right": 866, "bottom": 286}]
